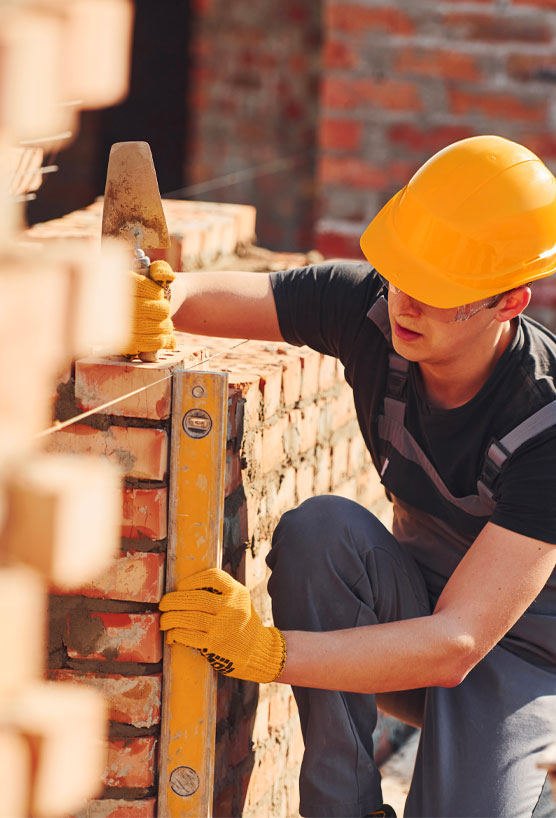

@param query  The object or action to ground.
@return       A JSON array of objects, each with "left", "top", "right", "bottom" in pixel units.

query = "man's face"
[{"left": 386, "top": 288, "right": 500, "bottom": 366}]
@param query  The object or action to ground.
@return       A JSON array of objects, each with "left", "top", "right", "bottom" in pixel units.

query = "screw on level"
[
  {"left": 169, "top": 765, "right": 200, "bottom": 797},
  {"left": 192, "top": 385, "right": 206, "bottom": 398}
]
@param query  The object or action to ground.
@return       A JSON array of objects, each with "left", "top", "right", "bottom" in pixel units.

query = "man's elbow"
[{"left": 437, "top": 633, "right": 483, "bottom": 688}]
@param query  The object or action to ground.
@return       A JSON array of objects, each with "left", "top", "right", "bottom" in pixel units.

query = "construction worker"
[{"left": 156, "top": 135, "right": 556, "bottom": 818}]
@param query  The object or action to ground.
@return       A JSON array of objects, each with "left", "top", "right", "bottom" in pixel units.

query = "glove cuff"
[{"left": 244, "top": 626, "right": 287, "bottom": 684}]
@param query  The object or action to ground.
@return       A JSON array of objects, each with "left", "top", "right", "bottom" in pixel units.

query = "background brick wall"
[{"left": 315, "top": 0, "right": 556, "bottom": 265}]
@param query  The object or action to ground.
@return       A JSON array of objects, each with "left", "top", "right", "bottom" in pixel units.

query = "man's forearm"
[
  {"left": 278, "top": 613, "right": 477, "bottom": 693},
  {"left": 170, "top": 271, "right": 283, "bottom": 341}
]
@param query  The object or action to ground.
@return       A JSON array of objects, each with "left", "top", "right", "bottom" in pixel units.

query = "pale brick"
[
  {"left": 65, "top": 612, "right": 162, "bottom": 663},
  {"left": 104, "top": 737, "right": 157, "bottom": 789},
  {"left": 280, "top": 351, "right": 302, "bottom": 408},
  {"left": 296, "top": 461, "right": 315, "bottom": 504},
  {"left": 334, "top": 477, "right": 359, "bottom": 502},
  {"left": 50, "top": 551, "right": 165, "bottom": 604},
  {"left": 0, "top": 566, "right": 44, "bottom": 698},
  {"left": 319, "top": 354, "right": 338, "bottom": 391},
  {"left": 268, "top": 467, "right": 297, "bottom": 518},
  {"left": 44, "top": 425, "right": 168, "bottom": 481},
  {"left": 331, "top": 437, "right": 350, "bottom": 487},
  {"left": 48, "top": 670, "right": 161, "bottom": 728},
  {"left": 299, "top": 347, "right": 321, "bottom": 400},
  {"left": 284, "top": 410, "right": 302, "bottom": 460},
  {"left": 0, "top": 731, "right": 29, "bottom": 818},
  {"left": 259, "top": 363, "right": 284, "bottom": 420},
  {"left": 330, "top": 387, "right": 356, "bottom": 429},
  {"left": 122, "top": 487, "right": 167, "bottom": 540},
  {"left": 286, "top": 721, "right": 305, "bottom": 769},
  {"left": 315, "top": 447, "right": 332, "bottom": 494},
  {"left": 298, "top": 403, "right": 320, "bottom": 452},
  {"left": 262, "top": 417, "right": 288, "bottom": 473}
]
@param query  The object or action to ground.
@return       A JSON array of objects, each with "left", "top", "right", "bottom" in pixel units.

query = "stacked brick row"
[
  {"left": 316, "top": 0, "right": 556, "bottom": 266},
  {"left": 44, "top": 328, "right": 391, "bottom": 817}
]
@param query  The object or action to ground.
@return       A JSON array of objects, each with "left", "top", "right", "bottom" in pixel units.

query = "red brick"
[
  {"left": 229, "top": 718, "right": 252, "bottom": 766},
  {"left": 43, "top": 425, "right": 168, "bottom": 480},
  {"left": 51, "top": 551, "right": 165, "bottom": 603},
  {"left": 443, "top": 11, "right": 553, "bottom": 43},
  {"left": 395, "top": 47, "right": 482, "bottom": 81},
  {"left": 121, "top": 487, "right": 167, "bottom": 540},
  {"left": 71, "top": 799, "right": 156, "bottom": 818},
  {"left": 213, "top": 785, "right": 234, "bottom": 818},
  {"left": 319, "top": 156, "right": 415, "bottom": 190},
  {"left": 388, "top": 123, "right": 475, "bottom": 153},
  {"left": 322, "top": 77, "right": 422, "bottom": 112},
  {"left": 65, "top": 612, "right": 163, "bottom": 663},
  {"left": 507, "top": 53, "right": 556, "bottom": 81},
  {"left": 262, "top": 417, "right": 288, "bottom": 473},
  {"left": 326, "top": 3, "right": 414, "bottom": 35},
  {"left": 104, "top": 737, "right": 157, "bottom": 788},
  {"left": 514, "top": 0, "right": 556, "bottom": 6},
  {"left": 323, "top": 40, "right": 360, "bottom": 70},
  {"left": 48, "top": 670, "right": 161, "bottom": 728},
  {"left": 75, "top": 344, "right": 206, "bottom": 420},
  {"left": 227, "top": 374, "right": 261, "bottom": 427},
  {"left": 225, "top": 448, "right": 243, "bottom": 495},
  {"left": 449, "top": 88, "right": 547, "bottom": 123},
  {"left": 315, "top": 228, "right": 364, "bottom": 260},
  {"left": 319, "top": 118, "right": 363, "bottom": 152}
]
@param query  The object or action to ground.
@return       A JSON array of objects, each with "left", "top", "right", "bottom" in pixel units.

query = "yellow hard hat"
[{"left": 360, "top": 135, "right": 556, "bottom": 308}]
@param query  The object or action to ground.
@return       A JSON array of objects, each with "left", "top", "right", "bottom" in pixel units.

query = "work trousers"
[{"left": 266, "top": 495, "right": 556, "bottom": 818}]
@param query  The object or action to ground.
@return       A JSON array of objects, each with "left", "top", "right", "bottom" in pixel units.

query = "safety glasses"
[{"left": 377, "top": 274, "right": 502, "bottom": 323}]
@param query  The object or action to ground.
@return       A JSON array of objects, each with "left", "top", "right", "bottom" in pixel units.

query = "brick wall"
[
  {"left": 185, "top": 0, "right": 323, "bottom": 252},
  {"left": 315, "top": 0, "right": 556, "bottom": 279},
  {"left": 45, "top": 331, "right": 394, "bottom": 816}
]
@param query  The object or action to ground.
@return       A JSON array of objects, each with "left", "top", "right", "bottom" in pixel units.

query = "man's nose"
[{"left": 394, "top": 289, "right": 422, "bottom": 315}]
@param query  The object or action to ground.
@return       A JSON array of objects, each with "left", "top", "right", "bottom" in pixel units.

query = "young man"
[{"left": 158, "top": 136, "right": 556, "bottom": 818}]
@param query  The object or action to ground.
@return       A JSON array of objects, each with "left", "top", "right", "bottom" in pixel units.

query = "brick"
[
  {"left": 3, "top": 454, "right": 121, "bottom": 588},
  {"left": 323, "top": 40, "right": 360, "bottom": 70},
  {"left": 514, "top": 0, "right": 556, "bottom": 6},
  {"left": 50, "top": 551, "right": 165, "bottom": 604},
  {"left": 104, "top": 737, "right": 157, "bottom": 789},
  {"left": 229, "top": 718, "right": 252, "bottom": 766},
  {"left": 245, "top": 749, "right": 279, "bottom": 809},
  {"left": 44, "top": 425, "right": 168, "bottom": 480},
  {"left": 319, "top": 118, "right": 363, "bottom": 152},
  {"left": 449, "top": 88, "right": 547, "bottom": 123},
  {"left": 0, "top": 731, "right": 29, "bottom": 817},
  {"left": 348, "top": 435, "right": 371, "bottom": 476},
  {"left": 262, "top": 417, "right": 288, "bottom": 473},
  {"left": 268, "top": 467, "right": 297, "bottom": 518},
  {"left": 213, "top": 785, "right": 234, "bottom": 818},
  {"left": 330, "top": 388, "right": 356, "bottom": 429},
  {"left": 0, "top": 566, "right": 44, "bottom": 697},
  {"left": 443, "top": 12, "right": 553, "bottom": 43},
  {"left": 259, "top": 362, "right": 283, "bottom": 420},
  {"left": 357, "top": 467, "right": 388, "bottom": 508},
  {"left": 325, "top": 3, "right": 414, "bottom": 35},
  {"left": 319, "top": 156, "right": 416, "bottom": 191},
  {"left": 284, "top": 410, "right": 301, "bottom": 460},
  {"left": 315, "top": 228, "right": 364, "bottom": 260},
  {"left": 268, "top": 690, "right": 292, "bottom": 728},
  {"left": 507, "top": 53, "right": 556, "bottom": 82},
  {"left": 225, "top": 448, "right": 243, "bottom": 495},
  {"left": 296, "top": 461, "right": 315, "bottom": 504},
  {"left": 334, "top": 477, "right": 359, "bottom": 502},
  {"left": 48, "top": 670, "right": 161, "bottom": 728},
  {"left": 322, "top": 77, "right": 422, "bottom": 112},
  {"left": 286, "top": 722, "right": 305, "bottom": 770},
  {"left": 227, "top": 374, "right": 261, "bottom": 428},
  {"left": 298, "top": 403, "right": 320, "bottom": 452},
  {"left": 72, "top": 799, "right": 156, "bottom": 818},
  {"left": 388, "top": 123, "right": 475, "bottom": 153},
  {"left": 280, "top": 351, "right": 302, "bottom": 408},
  {"left": 315, "top": 448, "right": 332, "bottom": 494},
  {"left": 319, "top": 354, "right": 339, "bottom": 392},
  {"left": 65, "top": 612, "right": 163, "bottom": 663},
  {"left": 331, "top": 437, "right": 350, "bottom": 486},
  {"left": 75, "top": 342, "right": 206, "bottom": 420},
  {"left": 395, "top": 47, "right": 482, "bottom": 81},
  {"left": 299, "top": 348, "right": 321, "bottom": 399},
  {"left": 121, "top": 487, "right": 167, "bottom": 540}
]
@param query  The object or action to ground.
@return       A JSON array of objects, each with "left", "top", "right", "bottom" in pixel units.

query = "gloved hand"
[
  {"left": 122, "top": 260, "right": 177, "bottom": 356},
  {"left": 159, "top": 568, "right": 287, "bottom": 684}
]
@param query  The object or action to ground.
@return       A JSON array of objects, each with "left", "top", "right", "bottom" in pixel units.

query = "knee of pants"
[{"left": 267, "top": 495, "right": 389, "bottom": 594}]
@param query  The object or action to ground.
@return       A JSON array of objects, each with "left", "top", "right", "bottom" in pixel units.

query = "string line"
[{"left": 36, "top": 339, "right": 250, "bottom": 439}]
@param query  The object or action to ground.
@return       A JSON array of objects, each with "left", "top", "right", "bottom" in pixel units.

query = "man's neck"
[{"left": 418, "top": 320, "right": 516, "bottom": 410}]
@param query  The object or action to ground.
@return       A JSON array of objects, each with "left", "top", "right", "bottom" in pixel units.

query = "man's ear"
[{"left": 495, "top": 286, "right": 531, "bottom": 322}]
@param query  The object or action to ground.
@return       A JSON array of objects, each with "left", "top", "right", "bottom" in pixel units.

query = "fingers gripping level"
[{"left": 159, "top": 568, "right": 286, "bottom": 684}]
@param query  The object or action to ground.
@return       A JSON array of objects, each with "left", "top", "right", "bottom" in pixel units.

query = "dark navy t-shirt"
[{"left": 270, "top": 261, "right": 556, "bottom": 546}]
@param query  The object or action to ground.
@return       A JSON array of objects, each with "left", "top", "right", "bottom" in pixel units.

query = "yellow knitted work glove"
[
  {"left": 123, "top": 261, "right": 177, "bottom": 355},
  {"left": 159, "top": 568, "right": 287, "bottom": 684}
]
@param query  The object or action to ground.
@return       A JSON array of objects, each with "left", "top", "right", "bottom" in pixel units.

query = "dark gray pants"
[{"left": 267, "top": 496, "right": 556, "bottom": 818}]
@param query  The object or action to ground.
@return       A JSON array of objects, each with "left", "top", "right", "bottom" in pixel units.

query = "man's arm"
[
  {"left": 170, "top": 271, "right": 284, "bottom": 341},
  {"left": 278, "top": 522, "right": 556, "bottom": 692}
]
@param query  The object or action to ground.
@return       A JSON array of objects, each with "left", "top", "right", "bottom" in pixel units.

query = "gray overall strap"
[
  {"left": 378, "top": 414, "right": 497, "bottom": 516},
  {"left": 367, "top": 297, "right": 409, "bottom": 423},
  {"left": 478, "top": 399, "right": 556, "bottom": 501}
]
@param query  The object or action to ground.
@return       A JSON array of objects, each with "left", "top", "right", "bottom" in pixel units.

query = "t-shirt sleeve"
[
  {"left": 270, "top": 261, "right": 383, "bottom": 363},
  {"left": 490, "top": 429, "right": 556, "bottom": 545}
]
